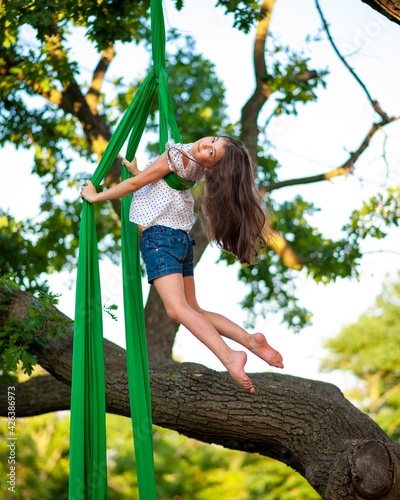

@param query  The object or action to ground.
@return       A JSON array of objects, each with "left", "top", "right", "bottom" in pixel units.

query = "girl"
[{"left": 81, "top": 136, "right": 283, "bottom": 393}]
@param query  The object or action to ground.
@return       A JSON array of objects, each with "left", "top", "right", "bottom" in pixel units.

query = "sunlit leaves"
[
  {"left": 165, "top": 34, "right": 230, "bottom": 142},
  {"left": 323, "top": 273, "right": 400, "bottom": 441},
  {"left": 0, "top": 280, "right": 72, "bottom": 376},
  {"left": 216, "top": 0, "right": 265, "bottom": 33},
  {"left": 0, "top": 212, "right": 47, "bottom": 290},
  {"left": 229, "top": 195, "right": 362, "bottom": 331},
  {"left": 0, "top": 411, "right": 321, "bottom": 498},
  {"left": 238, "top": 254, "right": 313, "bottom": 332},
  {"left": 0, "top": 411, "right": 70, "bottom": 497},
  {"left": 114, "top": 31, "right": 232, "bottom": 157},
  {"left": 0, "top": 0, "right": 151, "bottom": 49},
  {"left": 256, "top": 153, "right": 280, "bottom": 187},
  {"left": 265, "top": 36, "right": 328, "bottom": 117},
  {"left": 344, "top": 186, "right": 400, "bottom": 241}
]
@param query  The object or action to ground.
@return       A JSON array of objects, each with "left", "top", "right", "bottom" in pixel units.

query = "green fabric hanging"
[
  {"left": 164, "top": 171, "right": 195, "bottom": 190},
  {"left": 69, "top": 1, "right": 185, "bottom": 498}
]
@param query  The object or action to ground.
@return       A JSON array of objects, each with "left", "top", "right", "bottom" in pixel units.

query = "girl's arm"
[{"left": 81, "top": 152, "right": 170, "bottom": 203}]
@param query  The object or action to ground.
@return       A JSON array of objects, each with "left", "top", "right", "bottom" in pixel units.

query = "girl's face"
[{"left": 191, "top": 136, "right": 228, "bottom": 169}]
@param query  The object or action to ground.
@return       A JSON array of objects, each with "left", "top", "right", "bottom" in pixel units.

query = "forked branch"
[{"left": 262, "top": 1, "right": 399, "bottom": 194}]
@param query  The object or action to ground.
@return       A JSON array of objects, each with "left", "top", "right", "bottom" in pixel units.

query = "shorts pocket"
[
  {"left": 169, "top": 235, "right": 186, "bottom": 261},
  {"left": 140, "top": 232, "right": 158, "bottom": 255}
]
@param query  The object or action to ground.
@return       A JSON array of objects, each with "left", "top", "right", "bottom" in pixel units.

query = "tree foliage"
[
  {"left": 3, "top": 0, "right": 395, "bottom": 330},
  {"left": 0, "top": 277, "right": 72, "bottom": 380},
  {"left": 0, "top": 405, "right": 321, "bottom": 499},
  {"left": 323, "top": 272, "right": 400, "bottom": 442}
]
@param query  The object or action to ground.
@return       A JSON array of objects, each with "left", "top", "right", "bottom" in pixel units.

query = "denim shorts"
[{"left": 140, "top": 225, "right": 196, "bottom": 284}]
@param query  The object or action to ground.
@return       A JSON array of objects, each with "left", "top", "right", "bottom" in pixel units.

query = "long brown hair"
[{"left": 201, "top": 136, "right": 267, "bottom": 264}]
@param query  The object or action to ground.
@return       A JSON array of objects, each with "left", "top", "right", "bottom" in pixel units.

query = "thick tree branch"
[
  {"left": 1, "top": 375, "right": 72, "bottom": 416},
  {"left": 1, "top": 45, "right": 113, "bottom": 163},
  {"left": 43, "top": 33, "right": 121, "bottom": 200},
  {"left": 2, "top": 285, "right": 400, "bottom": 498},
  {"left": 2, "top": 351, "right": 400, "bottom": 499},
  {"left": 86, "top": 44, "right": 116, "bottom": 113},
  {"left": 42, "top": 30, "right": 114, "bottom": 151},
  {"left": 241, "top": 0, "right": 275, "bottom": 164},
  {"left": 16, "top": 64, "right": 113, "bottom": 163},
  {"left": 266, "top": 228, "right": 303, "bottom": 270}
]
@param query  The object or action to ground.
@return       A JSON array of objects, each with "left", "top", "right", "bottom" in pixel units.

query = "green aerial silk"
[{"left": 69, "top": 1, "right": 186, "bottom": 498}]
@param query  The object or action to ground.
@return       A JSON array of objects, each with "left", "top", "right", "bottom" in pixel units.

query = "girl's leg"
[
  {"left": 153, "top": 273, "right": 256, "bottom": 393},
  {"left": 183, "top": 276, "right": 284, "bottom": 369}
]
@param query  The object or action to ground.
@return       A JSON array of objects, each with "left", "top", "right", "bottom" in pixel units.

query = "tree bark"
[
  {"left": 361, "top": 0, "right": 400, "bottom": 24},
  {"left": 241, "top": 0, "right": 274, "bottom": 162},
  {"left": 2, "top": 287, "right": 400, "bottom": 499}
]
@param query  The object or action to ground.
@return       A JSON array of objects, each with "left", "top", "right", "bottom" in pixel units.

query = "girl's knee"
[{"left": 164, "top": 302, "right": 187, "bottom": 323}]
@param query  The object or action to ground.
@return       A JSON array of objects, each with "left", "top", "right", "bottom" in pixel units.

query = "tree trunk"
[{"left": 1, "top": 287, "right": 400, "bottom": 499}]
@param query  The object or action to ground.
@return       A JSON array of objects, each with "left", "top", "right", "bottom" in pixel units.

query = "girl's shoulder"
[
  {"left": 166, "top": 142, "right": 191, "bottom": 166},
  {"left": 166, "top": 143, "right": 204, "bottom": 181}
]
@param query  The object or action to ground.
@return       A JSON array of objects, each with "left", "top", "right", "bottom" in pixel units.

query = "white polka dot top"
[{"left": 129, "top": 143, "right": 204, "bottom": 232}]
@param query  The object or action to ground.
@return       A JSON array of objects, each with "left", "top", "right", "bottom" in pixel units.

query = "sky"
[{"left": 1, "top": 0, "right": 400, "bottom": 393}]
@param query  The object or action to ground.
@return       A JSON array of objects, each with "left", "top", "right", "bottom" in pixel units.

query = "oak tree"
[{"left": 1, "top": 1, "right": 400, "bottom": 498}]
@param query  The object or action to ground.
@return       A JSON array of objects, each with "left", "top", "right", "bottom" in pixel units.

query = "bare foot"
[
  {"left": 225, "top": 351, "right": 255, "bottom": 394},
  {"left": 249, "top": 332, "right": 284, "bottom": 369}
]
